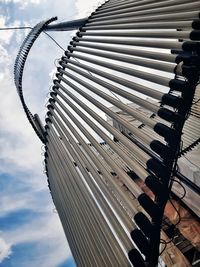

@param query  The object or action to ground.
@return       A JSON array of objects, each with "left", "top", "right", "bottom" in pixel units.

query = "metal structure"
[{"left": 14, "top": 0, "right": 200, "bottom": 266}]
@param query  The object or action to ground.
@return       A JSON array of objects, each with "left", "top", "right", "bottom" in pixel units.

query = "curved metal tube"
[{"left": 14, "top": 17, "right": 57, "bottom": 142}]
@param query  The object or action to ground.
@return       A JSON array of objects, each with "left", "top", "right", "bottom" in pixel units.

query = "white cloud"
[
  {"left": 0, "top": 16, "right": 13, "bottom": 44},
  {"left": 75, "top": 0, "right": 102, "bottom": 18},
  {"left": 0, "top": 45, "right": 10, "bottom": 68},
  {"left": 4, "top": 0, "right": 41, "bottom": 9},
  {"left": 0, "top": 238, "right": 12, "bottom": 263},
  {"left": 0, "top": 185, "right": 50, "bottom": 217},
  {"left": 0, "top": 71, "right": 43, "bottom": 176},
  {"left": 1, "top": 213, "right": 71, "bottom": 267},
  {"left": 0, "top": 16, "right": 23, "bottom": 45}
]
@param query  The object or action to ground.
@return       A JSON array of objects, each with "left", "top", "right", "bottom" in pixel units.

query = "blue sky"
[{"left": 0, "top": 0, "right": 101, "bottom": 266}]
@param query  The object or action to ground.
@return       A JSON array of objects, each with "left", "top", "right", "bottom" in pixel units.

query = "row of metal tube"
[
  {"left": 100, "top": 0, "right": 191, "bottom": 12},
  {"left": 45, "top": 107, "right": 151, "bottom": 265},
  {"left": 44, "top": 1, "right": 199, "bottom": 266},
  {"left": 91, "top": 1, "right": 200, "bottom": 22},
  {"left": 87, "top": 11, "right": 199, "bottom": 26}
]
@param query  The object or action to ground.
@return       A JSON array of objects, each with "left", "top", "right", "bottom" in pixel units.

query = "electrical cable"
[
  {"left": 159, "top": 197, "right": 182, "bottom": 249},
  {"left": 171, "top": 179, "right": 186, "bottom": 200},
  {"left": 159, "top": 240, "right": 167, "bottom": 255},
  {"left": 193, "top": 98, "right": 200, "bottom": 105},
  {"left": 169, "top": 198, "right": 181, "bottom": 227},
  {"left": 43, "top": 31, "right": 65, "bottom": 51}
]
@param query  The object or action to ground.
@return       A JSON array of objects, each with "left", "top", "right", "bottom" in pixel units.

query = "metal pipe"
[
  {"left": 53, "top": 85, "right": 151, "bottom": 180},
  {"left": 87, "top": 11, "right": 200, "bottom": 26},
  {"left": 65, "top": 52, "right": 171, "bottom": 88},
  {"left": 61, "top": 59, "right": 160, "bottom": 112},
  {"left": 44, "top": 17, "right": 88, "bottom": 31},
  {"left": 50, "top": 113, "right": 136, "bottom": 232},
  {"left": 47, "top": 128, "right": 130, "bottom": 267},
  {"left": 94, "top": 0, "right": 194, "bottom": 16},
  {"left": 49, "top": 105, "right": 139, "bottom": 217},
  {"left": 50, "top": 115, "right": 135, "bottom": 252},
  {"left": 71, "top": 41, "right": 176, "bottom": 63},
  {"left": 47, "top": 168, "right": 90, "bottom": 266},
  {"left": 91, "top": 1, "right": 200, "bottom": 22},
  {"left": 50, "top": 95, "right": 145, "bottom": 197},
  {"left": 60, "top": 66, "right": 157, "bottom": 128},
  {"left": 101, "top": 0, "right": 156, "bottom": 11},
  {"left": 74, "top": 36, "right": 182, "bottom": 50},
  {"left": 47, "top": 150, "right": 97, "bottom": 266},
  {"left": 57, "top": 74, "right": 155, "bottom": 147},
  {"left": 83, "top": 20, "right": 195, "bottom": 31},
  {"left": 80, "top": 30, "right": 192, "bottom": 40},
  {"left": 69, "top": 45, "right": 175, "bottom": 73}
]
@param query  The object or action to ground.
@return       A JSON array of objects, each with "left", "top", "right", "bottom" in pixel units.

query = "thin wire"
[
  {"left": 43, "top": 31, "right": 65, "bottom": 51},
  {"left": 182, "top": 154, "right": 200, "bottom": 169},
  {"left": 171, "top": 179, "right": 186, "bottom": 200},
  {"left": 0, "top": 26, "right": 32, "bottom": 30},
  {"left": 159, "top": 241, "right": 167, "bottom": 255},
  {"left": 159, "top": 199, "right": 181, "bottom": 246},
  {"left": 193, "top": 98, "right": 200, "bottom": 105},
  {"left": 169, "top": 198, "right": 181, "bottom": 227}
]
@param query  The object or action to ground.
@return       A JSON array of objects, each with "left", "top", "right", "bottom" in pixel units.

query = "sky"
[{"left": 0, "top": 0, "right": 101, "bottom": 266}]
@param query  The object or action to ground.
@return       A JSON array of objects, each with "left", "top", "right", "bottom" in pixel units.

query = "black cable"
[
  {"left": 169, "top": 198, "right": 181, "bottom": 227},
  {"left": 171, "top": 179, "right": 186, "bottom": 200},
  {"left": 193, "top": 98, "right": 200, "bottom": 105},
  {"left": 43, "top": 31, "right": 65, "bottom": 51},
  {"left": 159, "top": 198, "right": 181, "bottom": 247},
  {"left": 159, "top": 240, "right": 167, "bottom": 255}
]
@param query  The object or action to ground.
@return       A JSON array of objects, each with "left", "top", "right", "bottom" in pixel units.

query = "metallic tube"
[
  {"left": 80, "top": 30, "right": 191, "bottom": 40},
  {"left": 50, "top": 113, "right": 136, "bottom": 232},
  {"left": 50, "top": 96, "right": 144, "bottom": 197},
  {"left": 95, "top": 0, "right": 194, "bottom": 16},
  {"left": 87, "top": 11, "right": 199, "bottom": 26},
  {"left": 60, "top": 66, "right": 157, "bottom": 128},
  {"left": 101, "top": 0, "right": 156, "bottom": 11},
  {"left": 66, "top": 52, "right": 171, "bottom": 88},
  {"left": 44, "top": 17, "right": 88, "bottom": 31},
  {"left": 83, "top": 20, "right": 194, "bottom": 31},
  {"left": 47, "top": 129, "right": 129, "bottom": 266},
  {"left": 53, "top": 86, "right": 151, "bottom": 180},
  {"left": 51, "top": 115, "right": 135, "bottom": 252},
  {"left": 61, "top": 59, "right": 160, "bottom": 112},
  {"left": 57, "top": 73, "right": 155, "bottom": 146},
  {"left": 47, "top": 151, "right": 97, "bottom": 266},
  {"left": 49, "top": 105, "right": 139, "bottom": 216},
  {"left": 47, "top": 169, "right": 89, "bottom": 266},
  {"left": 71, "top": 41, "right": 176, "bottom": 62},
  {"left": 69, "top": 46, "right": 175, "bottom": 73},
  {"left": 91, "top": 1, "right": 200, "bottom": 22},
  {"left": 74, "top": 36, "right": 182, "bottom": 50}
]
